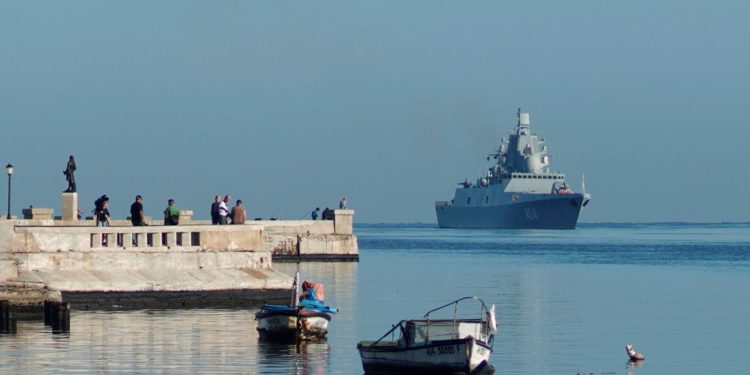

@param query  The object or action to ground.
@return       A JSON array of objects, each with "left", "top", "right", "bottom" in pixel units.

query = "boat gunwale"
[
  {"left": 365, "top": 297, "right": 495, "bottom": 347},
  {"left": 255, "top": 309, "right": 332, "bottom": 321},
  {"left": 407, "top": 318, "right": 484, "bottom": 324},
  {"left": 357, "top": 336, "right": 492, "bottom": 353}
]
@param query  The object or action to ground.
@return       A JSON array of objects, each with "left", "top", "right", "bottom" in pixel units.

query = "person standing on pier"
[
  {"left": 96, "top": 199, "right": 110, "bottom": 227},
  {"left": 130, "top": 195, "right": 145, "bottom": 226},
  {"left": 164, "top": 199, "right": 180, "bottom": 225},
  {"left": 339, "top": 196, "right": 347, "bottom": 209},
  {"left": 311, "top": 207, "right": 320, "bottom": 220},
  {"left": 230, "top": 200, "right": 246, "bottom": 225},
  {"left": 219, "top": 195, "right": 231, "bottom": 224},
  {"left": 210, "top": 195, "right": 221, "bottom": 225}
]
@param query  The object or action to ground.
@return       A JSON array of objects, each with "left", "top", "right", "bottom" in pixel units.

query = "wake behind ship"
[{"left": 436, "top": 110, "right": 591, "bottom": 229}]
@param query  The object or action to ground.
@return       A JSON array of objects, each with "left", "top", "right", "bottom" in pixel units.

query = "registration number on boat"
[{"left": 426, "top": 345, "right": 458, "bottom": 356}]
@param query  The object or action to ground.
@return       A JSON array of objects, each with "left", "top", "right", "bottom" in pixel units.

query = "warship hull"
[
  {"left": 436, "top": 194, "right": 585, "bottom": 229},
  {"left": 436, "top": 109, "right": 590, "bottom": 229}
]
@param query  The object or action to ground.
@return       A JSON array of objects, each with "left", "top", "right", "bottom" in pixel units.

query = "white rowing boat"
[{"left": 357, "top": 296, "right": 497, "bottom": 374}]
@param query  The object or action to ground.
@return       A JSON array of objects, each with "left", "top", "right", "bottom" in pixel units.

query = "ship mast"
[{"left": 517, "top": 107, "right": 522, "bottom": 125}]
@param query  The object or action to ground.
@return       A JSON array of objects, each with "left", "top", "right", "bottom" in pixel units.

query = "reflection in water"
[
  {"left": 0, "top": 308, "right": 333, "bottom": 374},
  {"left": 257, "top": 338, "right": 329, "bottom": 375},
  {"left": 626, "top": 359, "right": 644, "bottom": 375},
  {"left": 0, "top": 261, "right": 358, "bottom": 374}
]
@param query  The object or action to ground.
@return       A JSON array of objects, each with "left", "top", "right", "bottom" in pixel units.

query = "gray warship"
[{"left": 435, "top": 109, "right": 591, "bottom": 229}]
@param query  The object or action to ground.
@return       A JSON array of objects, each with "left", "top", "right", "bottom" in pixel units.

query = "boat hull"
[
  {"left": 358, "top": 337, "right": 492, "bottom": 375},
  {"left": 256, "top": 310, "right": 330, "bottom": 340},
  {"left": 436, "top": 194, "right": 585, "bottom": 229}
]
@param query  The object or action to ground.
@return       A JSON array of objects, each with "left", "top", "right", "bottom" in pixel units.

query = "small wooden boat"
[
  {"left": 255, "top": 304, "right": 332, "bottom": 340},
  {"left": 357, "top": 296, "right": 497, "bottom": 375},
  {"left": 256, "top": 272, "right": 337, "bottom": 340}
]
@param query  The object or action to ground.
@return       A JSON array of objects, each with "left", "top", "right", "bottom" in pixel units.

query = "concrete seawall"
[
  {"left": 0, "top": 209, "right": 358, "bottom": 311},
  {"left": 260, "top": 218, "right": 359, "bottom": 261}
]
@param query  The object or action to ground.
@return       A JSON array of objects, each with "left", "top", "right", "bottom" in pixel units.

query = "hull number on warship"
[{"left": 525, "top": 208, "right": 539, "bottom": 221}]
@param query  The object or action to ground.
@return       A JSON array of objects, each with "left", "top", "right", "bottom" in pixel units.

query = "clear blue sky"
[{"left": 1, "top": 1, "right": 748, "bottom": 223}]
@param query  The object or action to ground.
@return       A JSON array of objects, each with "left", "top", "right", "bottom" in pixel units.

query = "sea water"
[{"left": 0, "top": 223, "right": 749, "bottom": 374}]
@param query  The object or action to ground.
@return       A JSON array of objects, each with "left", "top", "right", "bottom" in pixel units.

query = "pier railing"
[
  {"left": 11, "top": 224, "right": 264, "bottom": 252},
  {"left": 1, "top": 209, "right": 356, "bottom": 261}
]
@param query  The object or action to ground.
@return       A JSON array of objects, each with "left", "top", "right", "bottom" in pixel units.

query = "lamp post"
[{"left": 5, "top": 163, "right": 13, "bottom": 220}]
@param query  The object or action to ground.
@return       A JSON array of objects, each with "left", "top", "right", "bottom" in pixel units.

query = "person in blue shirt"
[{"left": 311, "top": 207, "right": 320, "bottom": 220}]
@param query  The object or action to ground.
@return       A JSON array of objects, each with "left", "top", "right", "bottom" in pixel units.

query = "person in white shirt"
[{"left": 219, "top": 194, "right": 231, "bottom": 225}]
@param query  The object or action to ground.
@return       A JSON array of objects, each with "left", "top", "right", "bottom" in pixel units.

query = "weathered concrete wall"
[
  {"left": 262, "top": 220, "right": 335, "bottom": 235},
  {"left": 22, "top": 207, "right": 54, "bottom": 220},
  {"left": 18, "top": 267, "right": 289, "bottom": 293},
  {"left": 0, "top": 281, "right": 61, "bottom": 312},
  {"left": 0, "top": 222, "right": 14, "bottom": 258},
  {"left": 0, "top": 210, "right": 358, "bottom": 309},
  {"left": 0, "top": 260, "right": 17, "bottom": 281},
  {"left": 265, "top": 232, "right": 359, "bottom": 261},
  {"left": 199, "top": 225, "right": 262, "bottom": 251},
  {"left": 2, "top": 209, "right": 357, "bottom": 259},
  {"left": 0, "top": 223, "right": 286, "bottom": 309},
  {"left": 333, "top": 210, "right": 354, "bottom": 234},
  {"left": 15, "top": 249, "right": 271, "bottom": 273},
  {"left": 258, "top": 210, "right": 359, "bottom": 261},
  {"left": 299, "top": 233, "right": 359, "bottom": 259},
  {"left": 263, "top": 232, "right": 298, "bottom": 257}
]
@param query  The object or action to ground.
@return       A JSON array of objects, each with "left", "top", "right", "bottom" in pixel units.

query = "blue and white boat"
[
  {"left": 357, "top": 297, "right": 497, "bottom": 374},
  {"left": 255, "top": 272, "right": 337, "bottom": 340}
]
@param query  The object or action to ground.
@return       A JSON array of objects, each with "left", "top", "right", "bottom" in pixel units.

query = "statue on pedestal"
[{"left": 63, "top": 155, "right": 76, "bottom": 193}]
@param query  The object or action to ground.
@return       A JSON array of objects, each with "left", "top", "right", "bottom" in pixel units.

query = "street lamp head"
[{"left": 5, "top": 163, "right": 13, "bottom": 176}]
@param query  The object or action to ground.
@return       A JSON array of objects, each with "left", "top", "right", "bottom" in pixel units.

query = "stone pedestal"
[
  {"left": 61, "top": 193, "right": 78, "bottom": 221},
  {"left": 179, "top": 210, "right": 193, "bottom": 225}
]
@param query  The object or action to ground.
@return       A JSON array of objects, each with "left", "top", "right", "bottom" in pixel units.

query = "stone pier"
[{"left": 0, "top": 210, "right": 358, "bottom": 312}]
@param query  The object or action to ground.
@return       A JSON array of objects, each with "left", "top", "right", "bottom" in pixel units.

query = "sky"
[{"left": 1, "top": 1, "right": 749, "bottom": 223}]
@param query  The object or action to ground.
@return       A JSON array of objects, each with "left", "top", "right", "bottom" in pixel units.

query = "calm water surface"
[{"left": 1, "top": 223, "right": 749, "bottom": 374}]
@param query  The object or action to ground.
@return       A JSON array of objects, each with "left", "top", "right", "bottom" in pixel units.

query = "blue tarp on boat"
[{"left": 299, "top": 299, "right": 338, "bottom": 314}]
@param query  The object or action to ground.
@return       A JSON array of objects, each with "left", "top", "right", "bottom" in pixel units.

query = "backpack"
[{"left": 93, "top": 195, "right": 108, "bottom": 213}]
